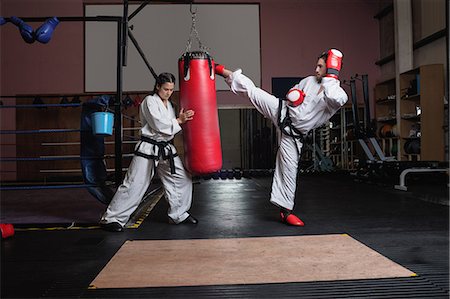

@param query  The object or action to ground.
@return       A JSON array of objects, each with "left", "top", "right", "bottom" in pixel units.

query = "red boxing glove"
[
  {"left": 214, "top": 63, "right": 225, "bottom": 76},
  {"left": 325, "top": 49, "right": 343, "bottom": 79},
  {"left": 286, "top": 88, "right": 306, "bottom": 107}
]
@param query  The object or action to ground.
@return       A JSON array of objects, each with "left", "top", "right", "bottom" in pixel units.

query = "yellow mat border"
[{"left": 13, "top": 189, "right": 164, "bottom": 232}]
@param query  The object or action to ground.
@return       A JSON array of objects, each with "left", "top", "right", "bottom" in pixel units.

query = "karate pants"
[
  {"left": 101, "top": 155, "right": 193, "bottom": 226},
  {"left": 228, "top": 72, "right": 303, "bottom": 210}
]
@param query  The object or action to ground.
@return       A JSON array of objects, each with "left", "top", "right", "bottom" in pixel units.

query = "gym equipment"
[
  {"left": 219, "top": 169, "right": 228, "bottom": 180},
  {"left": 349, "top": 74, "right": 402, "bottom": 180},
  {"left": 350, "top": 75, "right": 393, "bottom": 162},
  {"left": 34, "top": 17, "right": 59, "bottom": 44},
  {"left": 394, "top": 167, "right": 448, "bottom": 191},
  {"left": 233, "top": 168, "right": 243, "bottom": 179},
  {"left": 2, "top": 15, "right": 131, "bottom": 187},
  {"left": 286, "top": 88, "right": 306, "bottom": 107},
  {"left": 81, "top": 96, "right": 115, "bottom": 205},
  {"left": 0, "top": 224, "right": 14, "bottom": 239},
  {"left": 178, "top": 3, "right": 223, "bottom": 175},
  {"left": 404, "top": 138, "right": 420, "bottom": 155},
  {"left": 380, "top": 123, "right": 398, "bottom": 138},
  {"left": 177, "top": 4, "right": 223, "bottom": 175},
  {"left": 179, "top": 51, "right": 222, "bottom": 175},
  {"left": 211, "top": 171, "right": 220, "bottom": 180},
  {"left": 325, "top": 49, "right": 343, "bottom": 79},
  {"left": 302, "top": 129, "right": 334, "bottom": 173},
  {"left": 10, "top": 16, "right": 34, "bottom": 43},
  {"left": 349, "top": 73, "right": 448, "bottom": 188},
  {"left": 379, "top": 124, "right": 392, "bottom": 137}
]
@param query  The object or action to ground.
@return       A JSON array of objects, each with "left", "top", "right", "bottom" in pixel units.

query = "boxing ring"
[{"left": 0, "top": 4, "right": 153, "bottom": 228}]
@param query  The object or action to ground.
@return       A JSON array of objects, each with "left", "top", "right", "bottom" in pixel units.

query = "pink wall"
[
  {"left": 259, "top": 0, "right": 380, "bottom": 92},
  {"left": 0, "top": 0, "right": 381, "bottom": 98},
  {"left": 201, "top": 0, "right": 381, "bottom": 102}
]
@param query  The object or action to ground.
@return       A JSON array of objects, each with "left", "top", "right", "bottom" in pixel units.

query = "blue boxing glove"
[
  {"left": 10, "top": 16, "right": 35, "bottom": 43},
  {"left": 35, "top": 17, "right": 59, "bottom": 44},
  {"left": 0, "top": 17, "right": 7, "bottom": 26}
]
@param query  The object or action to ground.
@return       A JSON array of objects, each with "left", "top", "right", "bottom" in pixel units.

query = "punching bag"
[{"left": 178, "top": 51, "right": 222, "bottom": 175}]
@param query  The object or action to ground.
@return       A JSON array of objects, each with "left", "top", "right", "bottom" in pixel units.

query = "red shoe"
[{"left": 280, "top": 210, "right": 304, "bottom": 226}]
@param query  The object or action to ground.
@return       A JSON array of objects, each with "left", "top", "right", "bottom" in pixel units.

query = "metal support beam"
[
  {"left": 122, "top": 0, "right": 129, "bottom": 67},
  {"left": 129, "top": 1, "right": 151, "bottom": 21},
  {"left": 115, "top": 20, "right": 124, "bottom": 185},
  {"left": 128, "top": 28, "right": 158, "bottom": 80}
]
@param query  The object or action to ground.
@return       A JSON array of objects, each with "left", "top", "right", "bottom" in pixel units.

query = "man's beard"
[{"left": 316, "top": 75, "right": 322, "bottom": 83}]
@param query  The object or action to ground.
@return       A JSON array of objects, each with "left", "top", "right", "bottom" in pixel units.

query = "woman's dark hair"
[{"left": 152, "top": 72, "right": 176, "bottom": 94}]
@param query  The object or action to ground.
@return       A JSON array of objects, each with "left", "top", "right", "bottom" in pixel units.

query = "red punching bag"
[{"left": 178, "top": 51, "right": 222, "bottom": 175}]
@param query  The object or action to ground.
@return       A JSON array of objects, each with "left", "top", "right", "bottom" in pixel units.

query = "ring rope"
[
  {"left": 1, "top": 128, "right": 142, "bottom": 135},
  {"left": 0, "top": 183, "right": 97, "bottom": 191},
  {"left": 0, "top": 103, "right": 82, "bottom": 108},
  {"left": 0, "top": 129, "right": 82, "bottom": 134},
  {"left": 0, "top": 153, "right": 134, "bottom": 162}
]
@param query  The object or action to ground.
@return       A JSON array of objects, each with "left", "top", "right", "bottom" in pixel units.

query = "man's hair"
[
  {"left": 318, "top": 51, "right": 328, "bottom": 61},
  {"left": 153, "top": 72, "right": 176, "bottom": 94}
]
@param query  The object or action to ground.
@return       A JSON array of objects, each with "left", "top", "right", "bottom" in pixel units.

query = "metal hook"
[{"left": 190, "top": 2, "right": 197, "bottom": 15}]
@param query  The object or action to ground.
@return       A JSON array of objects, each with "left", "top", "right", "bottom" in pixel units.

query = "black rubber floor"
[{"left": 1, "top": 173, "right": 448, "bottom": 298}]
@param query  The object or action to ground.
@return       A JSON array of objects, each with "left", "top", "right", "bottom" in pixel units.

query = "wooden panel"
[
  {"left": 15, "top": 95, "right": 146, "bottom": 182},
  {"left": 398, "top": 64, "right": 445, "bottom": 161},
  {"left": 420, "top": 64, "right": 445, "bottom": 160}
]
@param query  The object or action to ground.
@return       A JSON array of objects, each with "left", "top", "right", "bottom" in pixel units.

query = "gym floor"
[{"left": 1, "top": 172, "right": 449, "bottom": 298}]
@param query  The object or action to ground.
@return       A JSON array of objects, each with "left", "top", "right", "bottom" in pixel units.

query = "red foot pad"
[
  {"left": 178, "top": 51, "right": 223, "bottom": 175},
  {"left": 280, "top": 212, "right": 305, "bottom": 226}
]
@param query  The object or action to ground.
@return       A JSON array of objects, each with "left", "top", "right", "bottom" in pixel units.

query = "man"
[
  {"left": 216, "top": 49, "right": 348, "bottom": 226},
  {"left": 100, "top": 73, "right": 197, "bottom": 232}
]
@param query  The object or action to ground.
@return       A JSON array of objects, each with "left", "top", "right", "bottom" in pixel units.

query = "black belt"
[
  {"left": 277, "top": 99, "right": 305, "bottom": 142},
  {"left": 135, "top": 136, "right": 178, "bottom": 174}
]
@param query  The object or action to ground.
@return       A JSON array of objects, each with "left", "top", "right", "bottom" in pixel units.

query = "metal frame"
[
  {"left": 4, "top": 15, "right": 124, "bottom": 184},
  {"left": 394, "top": 168, "right": 448, "bottom": 191},
  {"left": 3, "top": 1, "right": 163, "bottom": 185}
]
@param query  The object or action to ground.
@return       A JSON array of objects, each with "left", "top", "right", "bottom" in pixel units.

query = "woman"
[{"left": 100, "top": 73, "right": 197, "bottom": 232}]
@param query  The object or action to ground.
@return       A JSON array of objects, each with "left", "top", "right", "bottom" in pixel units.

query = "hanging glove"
[
  {"left": 35, "top": 17, "right": 59, "bottom": 44},
  {"left": 10, "top": 16, "right": 35, "bottom": 43}
]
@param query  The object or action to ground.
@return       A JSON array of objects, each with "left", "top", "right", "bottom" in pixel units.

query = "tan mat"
[{"left": 90, "top": 234, "right": 416, "bottom": 288}]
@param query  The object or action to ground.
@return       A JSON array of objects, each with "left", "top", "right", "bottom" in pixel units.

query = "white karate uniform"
[
  {"left": 101, "top": 93, "right": 193, "bottom": 226},
  {"left": 226, "top": 69, "right": 348, "bottom": 210}
]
